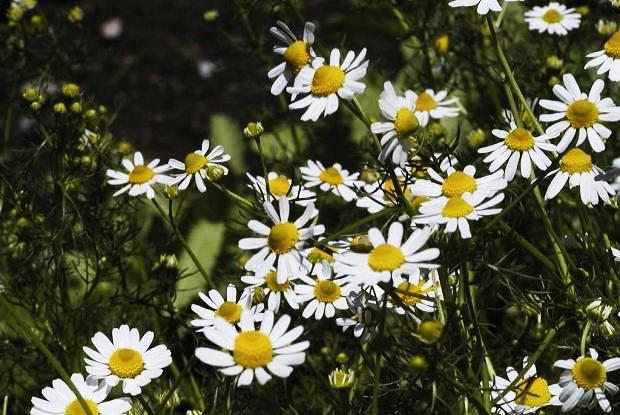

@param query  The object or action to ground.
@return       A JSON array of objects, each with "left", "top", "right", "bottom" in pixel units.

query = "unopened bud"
[
  {"left": 70, "top": 102, "right": 82, "bottom": 113},
  {"left": 335, "top": 352, "right": 349, "bottom": 364},
  {"left": 350, "top": 235, "right": 373, "bottom": 253},
  {"left": 164, "top": 185, "right": 180, "bottom": 200},
  {"left": 53, "top": 102, "right": 67, "bottom": 113},
  {"left": 328, "top": 368, "right": 355, "bottom": 389},
  {"left": 243, "top": 121, "right": 264, "bottom": 139},
  {"left": 546, "top": 55, "right": 563, "bottom": 70},
  {"left": 203, "top": 10, "right": 219, "bottom": 22},
  {"left": 408, "top": 355, "right": 428, "bottom": 372},
  {"left": 22, "top": 87, "right": 39, "bottom": 101},
  {"left": 62, "top": 83, "right": 80, "bottom": 98},
  {"left": 206, "top": 165, "right": 225, "bottom": 181},
  {"left": 67, "top": 6, "right": 84, "bottom": 23},
  {"left": 418, "top": 320, "right": 443, "bottom": 345},
  {"left": 586, "top": 298, "right": 612, "bottom": 321},
  {"left": 435, "top": 35, "right": 449, "bottom": 55}
]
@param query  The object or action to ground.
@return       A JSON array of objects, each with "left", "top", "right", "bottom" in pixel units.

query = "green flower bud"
[
  {"left": 206, "top": 165, "right": 225, "bottom": 181},
  {"left": 70, "top": 102, "right": 82, "bottom": 113},
  {"left": 53, "top": 102, "right": 67, "bottom": 113},
  {"left": 335, "top": 352, "right": 349, "bottom": 364},
  {"left": 30, "top": 15, "right": 42, "bottom": 26},
  {"left": 243, "top": 121, "right": 264, "bottom": 139},
  {"left": 84, "top": 109, "right": 97, "bottom": 119},
  {"left": 62, "top": 83, "right": 81, "bottom": 98},
  {"left": 418, "top": 320, "right": 443, "bottom": 345},
  {"left": 67, "top": 6, "right": 84, "bottom": 23},
  {"left": 408, "top": 355, "right": 428, "bottom": 372},
  {"left": 546, "top": 55, "right": 563, "bottom": 70},
  {"left": 203, "top": 10, "right": 219, "bottom": 22},
  {"left": 350, "top": 234, "right": 373, "bottom": 253},
  {"left": 30, "top": 101, "right": 41, "bottom": 111},
  {"left": 22, "top": 87, "right": 39, "bottom": 102},
  {"left": 328, "top": 368, "right": 355, "bottom": 389},
  {"left": 164, "top": 185, "right": 180, "bottom": 200}
]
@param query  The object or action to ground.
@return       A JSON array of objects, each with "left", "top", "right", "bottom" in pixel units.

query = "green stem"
[
  {"left": 497, "top": 220, "right": 556, "bottom": 272},
  {"left": 255, "top": 136, "right": 271, "bottom": 200},
  {"left": 580, "top": 320, "right": 592, "bottom": 356},
  {"left": 318, "top": 208, "right": 395, "bottom": 244},
  {"left": 209, "top": 181, "right": 255, "bottom": 211},
  {"left": 157, "top": 355, "right": 197, "bottom": 412},
  {"left": 2, "top": 86, "right": 15, "bottom": 159},
  {"left": 137, "top": 395, "right": 156, "bottom": 415},
  {"left": 2, "top": 396, "right": 8, "bottom": 415},
  {"left": 371, "top": 292, "right": 389, "bottom": 415}
]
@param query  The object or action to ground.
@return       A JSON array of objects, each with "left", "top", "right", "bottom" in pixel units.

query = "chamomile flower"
[
  {"left": 410, "top": 165, "right": 507, "bottom": 199},
  {"left": 544, "top": 148, "right": 614, "bottom": 205},
  {"left": 295, "top": 261, "right": 354, "bottom": 319},
  {"left": 268, "top": 21, "right": 316, "bottom": 96},
  {"left": 334, "top": 222, "right": 440, "bottom": 286},
  {"left": 30, "top": 373, "right": 131, "bottom": 415},
  {"left": 300, "top": 160, "right": 364, "bottom": 202},
  {"left": 195, "top": 310, "right": 309, "bottom": 386},
  {"left": 478, "top": 123, "right": 555, "bottom": 181},
  {"left": 412, "top": 191, "right": 505, "bottom": 239},
  {"left": 83, "top": 325, "right": 172, "bottom": 396},
  {"left": 612, "top": 247, "right": 620, "bottom": 261},
  {"left": 239, "top": 197, "right": 325, "bottom": 284},
  {"left": 246, "top": 172, "right": 316, "bottom": 206},
  {"left": 191, "top": 284, "right": 262, "bottom": 331},
  {"left": 553, "top": 348, "right": 620, "bottom": 413},
  {"left": 524, "top": 2, "right": 581, "bottom": 36},
  {"left": 391, "top": 269, "right": 441, "bottom": 314},
  {"left": 168, "top": 139, "right": 230, "bottom": 192},
  {"left": 106, "top": 152, "right": 170, "bottom": 199},
  {"left": 287, "top": 48, "right": 368, "bottom": 121},
  {"left": 539, "top": 73, "right": 620, "bottom": 152},
  {"left": 585, "top": 31, "right": 620, "bottom": 82},
  {"left": 241, "top": 269, "right": 299, "bottom": 313},
  {"left": 412, "top": 89, "right": 459, "bottom": 127},
  {"left": 448, "top": 0, "right": 522, "bottom": 15},
  {"left": 356, "top": 174, "right": 425, "bottom": 214}
]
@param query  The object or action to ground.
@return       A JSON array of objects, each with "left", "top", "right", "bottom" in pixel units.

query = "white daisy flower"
[
  {"left": 30, "top": 373, "right": 131, "bottom": 415},
  {"left": 612, "top": 247, "right": 620, "bottom": 261},
  {"left": 241, "top": 269, "right": 299, "bottom": 313},
  {"left": 524, "top": 2, "right": 581, "bottom": 35},
  {"left": 544, "top": 148, "right": 614, "bottom": 205},
  {"left": 239, "top": 197, "right": 325, "bottom": 284},
  {"left": 410, "top": 165, "right": 507, "bottom": 200},
  {"left": 287, "top": 48, "right": 368, "bottom": 121},
  {"left": 195, "top": 310, "right": 309, "bottom": 386},
  {"left": 168, "top": 139, "right": 230, "bottom": 193},
  {"left": 246, "top": 171, "right": 316, "bottom": 206},
  {"left": 83, "top": 324, "right": 172, "bottom": 396},
  {"left": 106, "top": 152, "right": 170, "bottom": 199},
  {"left": 585, "top": 31, "right": 620, "bottom": 82},
  {"left": 553, "top": 348, "right": 620, "bottom": 413},
  {"left": 191, "top": 284, "right": 263, "bottom": 331},
  {"left": 295, "top": 261, "right": 354, "bottom": 319},
  {"left": 478, "top": 122, "right": 556, "bottom": 181},
  {"left": 392, "top": 269, "right": 441, "bottom": 314},
  {"left": 539, "top": 73, "right": 620, "bottom": 153},
  {"left": 300, "top": 160, "right": 364, "bottom": 202},
  {"left": 412, "top": 191, "right": 505, "bottom": 239},
  {"left": 334, "top": 222, "right": 440, "bottom": 286},
  {"left": 412, "top": 89, "right": 459, "bottom": 127},
  {"left": 268, "top": 21, "right": 316, "bottom": 96},
  {"left": 448, "top": 0, "right": 522, "bottom": 15}
]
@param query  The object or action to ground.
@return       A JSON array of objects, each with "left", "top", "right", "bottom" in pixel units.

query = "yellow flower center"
[
  {"left": 319, "top": 167, "right": 344, "bottom": 185},
  {"left": 268, "top": 175, "right": 291, "bottom": 197},
  {"left": 283, "top": 40, "right": 311, "bottom": 73},
  {"left": 64, "top": 400, "right": 100, "bottom": 415},
  {"left": 565, "top": 99, "right": 599, "bottom": 129},
  {"left": 215, "top": 301, "right": 243, "bottom": 324},
  {"left": 441, "top": 171, "right": 477, "bottom": 197},
  {"left": 311, "top": 65, "right": 345, "bottom": 96},
  {"left": 515, "top": 377, "right": 551, "bottom": 408},
  {"left": 560, "top": 148, "right": 592, "bottom": 174},
  {"left": 383, "top": 178, "right": 414, "bottom": 203},
  {"left": 268, "top": 222, "right": 299, "bottom": 254},
  {"left": 441, "top": 196, "right": 474, "bottom": 218},
  {"left": 504, "top": 128, "right": 535, "bottom": 151},
  {"left": 108, "top": 348, "right": 144, "bottom": 379},
  {"left": 313, "top": 280, "right": 341, "bottom": 303},
  {"left": 233, "top": 331, "right": 273, "bottom": 369},
  {"left": 394, "top": 107, "right": 420, "bottom": 137},
  {"left": 604, "top": 31, "right": 620, "bottom": 59},
  {"left": 415, "top": 92, "right": 438, "bottom": 112},
  {"left": 265, "top": 271, "right": 291, "bottom": 292},
  {"left": 128, "top": 165, "right": 155, "bottom": 184},
  {"left": 184, "top": 153, "right": 208, "bottom": 174},
  {"left": 368, "top": 243, "right": 405, "bottom": 272},
  {"left": 572, "top": 357, "right": 606, "bottom": 390},
  {"left": 308, "top": 246, "right": 335, "bottom": 264},
  {"left": 543, "top": 9, "right": 563, "bottom": 23},
  {"left": 350, "top": 235, "right": 373, "bottom": 253},
  {"left": 396, "top": 281, "right": 431, "bottom": 306}
]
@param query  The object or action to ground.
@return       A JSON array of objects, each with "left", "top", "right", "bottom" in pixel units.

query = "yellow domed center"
[
  {"left": 396, "top": 281, "right": 430, "bottom": 306},
  {"left": 604, "top": 31, "right": 620, "bottom": 59},
  {"left": 560, "top": 148, "right": 592, "bottom": 174},
  {"left": 543, "top": 9, "right": 563, "bottom": 24},
  {"left": 515, "top": 377, "right": 551, "bottom": 408},
  {"left": 319, "top": 167, "right": 344, "bottom": 185},
  {"left": 394, "top": 107, "right": 420, "bottom": 137},
  {"left": 184, "top": 152, "right": 208, "bottom": 174},
  {"left": 128, "top": 165, "right": 155, "bottom": 184},
  {"left": 265, "top": 271, "right": 291, "bottom": 292},
  {"left": 368, "top": 243, "right": 405, "bottom": 272},
  {"left": 283, "top": 40, "right": 311, "bottom": 73},
  {"left": 566, "top": 99, "right": 599, "bottom": 128},
  {"left": 308, "top": 246, "right": 335, "bottom": 264},
  {"left": 311, "top": 65, "right": 345, "bottom": 96},
  {"left": 441, "top": 171, "right": 477, "bottom": 197},
  {"left": 65, "top": 399, "right": 100, "bottom": 415},
  {"left": 313, "top": 280, "right": 341, "bottom": 303},
  {"left": 108, "top": 348, "right": 144, "bottom": 379},
  {"left": 572, "top": 357, "right": 606, "bottom": 390},
  {"left": 215, "top": 301, "right": 243, "bottom": 324},
  {"left": 383, "top": 178, "right": 414, "bottom": 203},
  {"left": 442, "top": 196, "right": 474, "bottom": 218},
  {"left": 268, "top": 175, "right": 291, "bottom": 197},
  {"left": 233, "top": 331, "right": 273, "bottom": 369},
  {"left": 505, "top": 128, "right": 535, "bottom": 151},
  {"left": 351, "top": 234, "right": 373, "bottom": 253},
  {"left": 415, "top": 92, "right": 438, "bottom": 112},
  {"left": 268, "top": 222, "right": 299, "bottom": 254}
]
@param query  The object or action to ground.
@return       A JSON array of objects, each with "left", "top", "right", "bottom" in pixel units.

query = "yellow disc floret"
[
  {"left": 368, "top": 244, "right": 405, "bottom": 272},
  {"left": 184, "top": 153, "right": 208, "bottom": 174},
  {"left": 441, "top": 171, "right": 477, "bottom": 197},
  {"left": 108, "top": 348, "right": 145, "bottom": 379},
  {"left": 128, "top": 165, "right": 155, "bottom": 184},
  {"left": 565, "top": 99, "right": 599, "bottom": 128},
  {"left": 269, "top": 175, "right": 291, "bottom": 197},
  {"left": 441, "top": 196, "right": 474, "bottom": 218},
  {"left": 543, "top": 9, "right": 563, "bottom": 24},
  {"left": 311, "top": 66, "right": 345, "bottom": 96},
  {"left": 396, "top": 281, "right": 427, "bottom": 306},
  {"left": 215, "top": 301, "right": 243, "bottom": 324},
  {"left": 313, "top": 280, "right": 341, "bottom": 303},
  {"left": 268, "top": 222, "right": 299, "bottom": 254},
  {"left": 504, "top": 128, "right": 535, "bottom": 151},
  {"left": 65, "top": 399, "right": 100, "bottom": 415},
  {"left": 572, "top": 357, "right": 606, "bottom": 390},
  {"left": 265, "top": 271, "right": 291, "bottom": 292},
  {"left": 515, "top": 377, "right": 552, "bottom": 408},
  {"left": 319, "top": 167, "right": 344, "bottom": 185},
  {"left": 283, "top": 40, "right": 311, "bottom": 73},
  {"left": 233, "top": 331, "right": 273, "bottom": 369},
  {"left": 415, "top": 92, "right": 438, "bottom": 112},
  {"left": 559, "top": 148, "right": 592, "bottom": 174},
  {"left": 604, "top": 31, "right": 620, "bottom": 59},
  {"left": 308, "top": 246, "right": 335, "bottom": 264},
  {"left": 394, "top": 108, "right": 420, "bottom": 137}
]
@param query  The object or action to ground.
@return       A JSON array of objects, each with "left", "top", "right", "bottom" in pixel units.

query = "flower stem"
[
  {"left": 255, "top": 136, "right": 272, "bottom": 201},
  {"left": 580, "top": 320, "right": 592, "bottom": 356},
  {"left": 137, "top": 395, "right": 156, "bottom": 415}
]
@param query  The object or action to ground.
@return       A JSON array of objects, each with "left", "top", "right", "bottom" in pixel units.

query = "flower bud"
[
  {"left": 53, "top": 102, "right": 67, "bottom": 114},
  {"left": 62, "top": 83, "right": 80, "bottom": 98},
  {"left": 307, "top": 246, "right": 335, "bottom": 264},
  {"left": 84, "top": 109, "right": 97, "bottom": 119},
  {"left": 206, "top": 165, "right": 225, "bottom": 181},
  {"left": 30, "top": 101, "right": 41, "bottom": 111},
  {"left": 22, "top": 87, "right": 39, "bottom": 102},
  {"left": 67, "top": 6, "right": 84, "bottom": 23},
  {"left": 350, "top": 234, "right": 373, "bottom": 253},
  {"left": 117, "top": 141, "right": 133, "bottom": 155},
  {"left": 435, "top": 35, "right": 449, "bottom": 55},
  {"left": 597, "top": 20, "right": 618, "bottom": 36},
  {"left": 575, "top": 6, "right": 589, "bottom": 15},
  {"left": 329, "top": 368, "right": 355, "bottom": 389},
  {"left": 546, "top": 55, "right": 563, "bottom": 70},
  {"left": 243, "top": 121, "right": 264, "bottom": 139},
  {"left": 418, "top": 320, "right": 443, "bottom": 345},
  {"left": 30, "top": 15, "right": 42, "bottom": 26},
  {"left": 467, "top": 128, "right": 486, "bottom": 148},
  {"left": 408, "top": 355, "right": 428, "bottom": 372},
  {"left": 585, "top": 298, "right": 612, "bottom": 321},
  {"left": 251, "top": 287, "right": 265, "bottom": 305},
  {"left": 203, "top": 10, "right": 219, "bottom": 22},
  {"left": 164, "top": 185, "right": 180, "bottom": 200},
  {"left": 70, "top": 102, "right": 82, "bottom": 113},
  {"left": 360, "top": 167, "right": 379, "bottom": 184},
  {"left": 335, "top": 352, "right": 349, "bottom": 364},
  {"left": 548, "top": 76, "right": 561, "bottom": 87}
]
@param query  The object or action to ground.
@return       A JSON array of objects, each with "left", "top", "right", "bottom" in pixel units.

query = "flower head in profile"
[
  {"left": 168, "top": 139, "right": 230, "bottom": 193},
  {"left": 191, "top": 284, "right": 263, "bottom": 331},
  {"left": 524, "top": 2, "right": 581, "bottom": 36},
  {"left": 585, "top": 31, "right": 620, "bottom": 82},
  {"left": 449, "top": 0, "right": 522, "bottom": 15},
  {"left": 246, "top": 171, "right": 316, "bottom": 206},
  {"left": 391, "top": 269, "right": 441, "bottom": 315},
  {"left": 300, "top": 160, "right": 364, "bottom": 202},
  {"left": 106, "top": 151, "right": 170, "bottom": 199}
]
